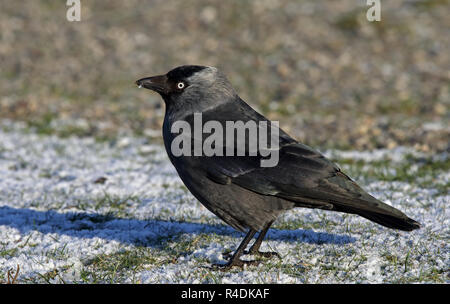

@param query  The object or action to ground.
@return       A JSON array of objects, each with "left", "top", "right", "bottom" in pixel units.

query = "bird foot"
[
  {"left": 222, "top": 250, "right": 280, "bottom": 261},
  {"left": 244, "top": 250, "right": 281, "bottom": 259},
  {"left": 212, "top": 259, "right": 261, "bottom": 271}
]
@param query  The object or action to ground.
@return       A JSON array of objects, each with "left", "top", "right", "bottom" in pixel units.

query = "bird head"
[{"left": 136, "top": 65, "right": 236, "bottom": 112}]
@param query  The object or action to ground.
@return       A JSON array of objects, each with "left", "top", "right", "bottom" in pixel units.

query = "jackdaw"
[{"left": 136, "top": 65, "right": 420, "bottom": 269}]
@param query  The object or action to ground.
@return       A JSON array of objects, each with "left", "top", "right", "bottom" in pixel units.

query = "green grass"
[
  {"left": 80, "top": 248, "right": 160, "bottom": 284},
  {"left": 333, "top": 153, "right": 450, "bottom": 194},
  {"left": 0, "top": 127, "right": 447, "bottom": 283}
]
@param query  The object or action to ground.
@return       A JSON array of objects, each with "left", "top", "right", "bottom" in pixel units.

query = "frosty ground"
[{"left": 0, "top": 122, "right": 448, "bottom": 283}]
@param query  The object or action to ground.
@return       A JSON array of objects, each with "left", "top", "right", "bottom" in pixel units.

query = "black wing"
[{"left": 181, "top": 100, "right": 420, "bottom": 230}]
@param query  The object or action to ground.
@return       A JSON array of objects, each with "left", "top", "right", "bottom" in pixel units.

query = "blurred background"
[{"left": 0, "top": 0, "right": 448, "bottom": 152}]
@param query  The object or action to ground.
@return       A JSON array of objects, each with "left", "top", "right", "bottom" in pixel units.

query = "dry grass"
[{"left": 0, "top": 0, "right": 448, "bottom": 151}]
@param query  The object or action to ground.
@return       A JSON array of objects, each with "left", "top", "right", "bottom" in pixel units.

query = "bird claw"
[
  {"left": 212, "top": 259, "right": 261, "bottom": 271},
  {"left": 222, "top": 250, "right": 280, "bottom": 261},
  {"left": 244, "top": 250, "right": 281, "bottom": 259}
]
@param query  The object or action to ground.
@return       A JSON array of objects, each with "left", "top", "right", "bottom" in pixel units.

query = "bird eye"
[{"left": 177, "top": 82, "right": 185, "bottom": 89}]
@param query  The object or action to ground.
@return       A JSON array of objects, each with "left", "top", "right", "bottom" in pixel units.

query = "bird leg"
[
  {"left": 244, "top": 220, "right": 280, "bottom": 259},
  {"left": 213, "top": 229, "right": 259, "bottom": 270},
  {"left": 222, "top": 221, "right": 280, "bottom": 262}
]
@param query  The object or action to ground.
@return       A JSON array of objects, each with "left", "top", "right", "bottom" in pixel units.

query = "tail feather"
[
  {"left": 357, "top": 210, "right": 421, "bottom": 231},
  {"left": 314, "top": 171, "right": 421, "bottom": 231},
  {"left": 327, "top": 196, "right": 421, "bottom": 231},
  {"left": 287, "top": 185, "right": 421, "bottom": 231}
]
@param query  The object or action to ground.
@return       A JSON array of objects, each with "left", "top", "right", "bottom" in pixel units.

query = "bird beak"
[{"left": 135, "top": 75, "right": 168, "bottom": 94}]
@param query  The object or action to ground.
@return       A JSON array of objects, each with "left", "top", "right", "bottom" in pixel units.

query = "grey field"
[{"left": 0, "top": 121, "right": 448, "bottom": 283}]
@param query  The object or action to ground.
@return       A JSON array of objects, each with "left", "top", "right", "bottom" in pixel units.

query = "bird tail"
[
  {"left": 328, "top": 195, "right": 422, "bottom": 231},
  {"left": 356, "top": 210, "right": 421, "bottom": 231},
  {"left": 290, "top": 195, "right": 422, "bottom": 231}
]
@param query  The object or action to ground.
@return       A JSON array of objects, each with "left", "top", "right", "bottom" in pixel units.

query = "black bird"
[{"left": 136, "top": 65, "right": 420, "bottom": 270}]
